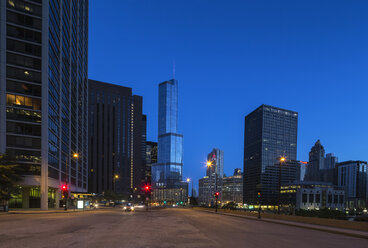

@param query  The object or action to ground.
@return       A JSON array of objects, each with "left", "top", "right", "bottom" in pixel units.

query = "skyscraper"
[
  {"left": 145, "top": 141, "right": 158, "bottom": 185},
  {"left": 305, "top": 140, "right": 325, "bottom": 181},
  {"left": 206, "top": 148, "right": 224, "bottom": 204},
  {"left": 243, "top": 105, "right": 298, "bottom": 206},
  {"left": 1, "top": 0, "right": 88, "bottom": 210},
  {"left": 152, "top": 79, "right": 187, "bottom": 203},
  {"left": 324, "top": 153, "right": 338, "bottom": 170},
  {"left": 88, "top": 80, "right": 146, "bottom": 199},
  {"left": 337, "top": 160, "right": 368, "bottom": 210}
]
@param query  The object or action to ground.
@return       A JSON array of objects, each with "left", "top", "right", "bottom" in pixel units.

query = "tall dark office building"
[
  {"left": 0, "top": 0, "right": 88, "bottom": 210},
  {"left": 88, "top": 80, "right": 146, "bottom": 199},
  {"left": 243, "top": 105, "right": 298, "bottom": 206}
]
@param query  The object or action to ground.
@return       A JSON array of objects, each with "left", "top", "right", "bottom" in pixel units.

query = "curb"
[
  {"left": 194, "top": 209, "right": 368, "bottom": 240},
  {"left": 2, "top": 209, "right": 96, "bottom": 215}
]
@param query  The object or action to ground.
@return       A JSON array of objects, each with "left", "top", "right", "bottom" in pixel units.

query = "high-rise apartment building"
[
  {"left": 1, "top": 0, "right": 88, "bottom": 210},
  {"left": 88, "top": 80, "right": 146, "bottom": 199},
  {"left": 243, "top": 105, "right": 298, "bottom": 206},
  {"left": 152, "top": 79, "right": 187, "bottom": 203},
  {"left": 337, "top": 161, "right": 368, "bottom": 210}
]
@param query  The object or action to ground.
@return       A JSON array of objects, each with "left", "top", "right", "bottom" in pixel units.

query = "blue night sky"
[{"left": 89, "top": 0, "right": 368, "bottom": 191}]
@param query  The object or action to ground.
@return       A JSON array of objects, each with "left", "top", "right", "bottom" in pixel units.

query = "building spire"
[{"left": 173, "top": 60, "right": 175, "bottom": 79}]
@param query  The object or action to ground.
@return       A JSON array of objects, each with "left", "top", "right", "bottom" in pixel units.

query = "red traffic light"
[
  {"left": 215, "top": 192, "right": 219, "bottom": 196},
  {"left": 61, "top": 184, "right": 68, "bottom": 191},
  {"left": 143, "top": 184, "right": 151, "bottom": 192}
]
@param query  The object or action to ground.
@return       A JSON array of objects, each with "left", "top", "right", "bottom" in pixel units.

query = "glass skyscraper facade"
[
  {"left": 243, "top": 105, "right": 298, "bottom": 206},
  {"left": 152, "top": 79, "right": 187, "bottom": 203},
  {"left": 0, "top": 0, "right": 88, "bottom": 209}
]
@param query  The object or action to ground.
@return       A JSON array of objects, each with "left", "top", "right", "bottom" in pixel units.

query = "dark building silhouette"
[
  {"left": 88, "top": 80, "right": 146, "bottom": 199},
  {"left": 243, "top": 105, "right": 298, "bottom": 206},
  {"left": 305, "top": 140, "right": 325, "bottom": 181}
]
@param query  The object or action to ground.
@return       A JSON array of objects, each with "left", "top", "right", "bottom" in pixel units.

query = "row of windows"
[
  {"left": 7, "top": 134, "right": 41, "bottom": 149},
  {"left": 302, "top": 193, "right": 344, "bottom": 204},
  {"left": 7, "top": 66, "right": 41, "bottom": 83},
  {"left": 7, "top": 38, "right": 41, "bottom": 57},
  {"left": 7, "top": 24, "right": 41, "bottom": 43},
  {"left": 7, "top": 0, "right": 42, "bottom": 17},
  {"left": 6, "top": 107, "right": 41, "bottom": 123},
  {"left": 6, "top": 93, "right": 41, "bottom": 110},
  {"left": 7, "top": 80, "right": 41, "bottom": 97},
  {"left": 7, "top": 148, "right": 41, "bottom": 163},
  {"left": 7, "top": 121, "right": 41, "bottom": 136},
  {"left": 7, "top": 10, "right": 42, "bottom": 29},
  {"left": 7, "top": 52, "right": 41, "bottom": 70}
]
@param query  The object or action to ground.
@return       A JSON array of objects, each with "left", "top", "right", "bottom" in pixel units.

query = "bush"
[
  {"left": 222, "top": 202, "right": 237, "bottom": 210},
  {"left": 295, "top": 208, "right": 347, "bottom": 220}
]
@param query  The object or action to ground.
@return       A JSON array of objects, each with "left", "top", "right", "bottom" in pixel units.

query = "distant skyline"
[{"left": 89, "top": 1, "right": 368, "bottom": 188}]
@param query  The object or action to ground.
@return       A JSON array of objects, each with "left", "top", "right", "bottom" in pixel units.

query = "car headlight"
[
  {"left": 123, "top": 206, "right": 127, "bottom": 210},
  {"left": 131, "top": 207, "right": 134, "bottom": 210}
]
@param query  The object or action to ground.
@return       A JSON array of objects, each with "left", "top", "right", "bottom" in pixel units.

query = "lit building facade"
[
  {"left": 152, "top": 79, "right": 187, "bottom": 203},
  {"left": 337, "top": 161, "right": 368, "bottom": 210},
  {"left": 243, "top": 105, "right": 298, "bottom": 206},
  {"left": 88, "top": 80, "right": 146, "bottom": 200},
  {"left": 222, "top": 169, "right": 243, "bottom": 205},
  {"left": 1, "top": 0, "right": 88, "bottom": 209},
  {"left": 280, "top": 181, "right": 345, "bottom": 211}
]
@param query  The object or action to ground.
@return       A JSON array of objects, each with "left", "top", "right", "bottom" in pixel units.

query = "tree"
[{"left": 0, "top": 154, "right": 23, "bottom": 203}]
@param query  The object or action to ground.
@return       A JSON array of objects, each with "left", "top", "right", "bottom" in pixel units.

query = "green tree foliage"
[{"left": 0, "top": 154, "right": 23, "bottom": 202}]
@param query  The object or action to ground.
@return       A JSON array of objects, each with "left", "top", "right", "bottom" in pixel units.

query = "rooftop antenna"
[{"left": 173, "top": 60, "right": 175, "bottom": 79}]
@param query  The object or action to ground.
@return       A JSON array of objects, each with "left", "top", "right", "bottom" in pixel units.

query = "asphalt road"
[{"left": 0, "top": 208, "right": 367, "bottom": 248}]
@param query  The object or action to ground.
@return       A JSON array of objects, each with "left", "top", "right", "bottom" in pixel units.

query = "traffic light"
[
  {"left": 214, "top": 192, "right": 219, "bottom": 198},
  {"left": 258, "top": 192, "right": 261, "bottom": 198},
  {"left": 61, "top": 184, "right": 69, "bottom": 199}
]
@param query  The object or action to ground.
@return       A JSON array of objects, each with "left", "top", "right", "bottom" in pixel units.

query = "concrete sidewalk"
[
  {"left": 0, "top": 208, "right": 96, "bottom": 215},
  {"left": 197, "top": 209, "right": 368, "bottom": 240}
]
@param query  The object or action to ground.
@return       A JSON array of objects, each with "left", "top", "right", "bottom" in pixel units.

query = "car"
[{"left": 123, "top": 203, "right": 134, "bottom": 212}]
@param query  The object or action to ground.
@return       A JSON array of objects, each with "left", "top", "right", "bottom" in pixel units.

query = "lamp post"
[
  {"left": 113, "top": 174, "right": 119, "bottom": 192},
  {"left": 278, "top": 156, "right": 286, "bottom": 214},
  {"left": 206, "top": 161, "right": 213, "bottom": 207},
  {"left": 64, "top": 153, "right": 78, "bottom": 210},
  {"left": 207, "top": 160, "right": 219, "bottom": 211},
  {"left": 186, "top": 178, "right": 192, "bottom": 205}
]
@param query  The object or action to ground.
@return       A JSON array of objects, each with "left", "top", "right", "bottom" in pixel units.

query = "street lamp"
[
  {"left": 278, "top": 156, "right": 286, "bottom": 214},
  {"left": 206, "top": 161, "right": 213, "bottom": 207},
  {"left": 207, "top": 160, "right": 218, "bottom": 211},
  {"left": 113, "top": 174, "right": 119, "bottom": 192},
  {"left": 64, "top": 153, "right": 79, "bottom": 210},
  {"left": 186, "top": 178, "right": 192, "bottom": 205}
]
